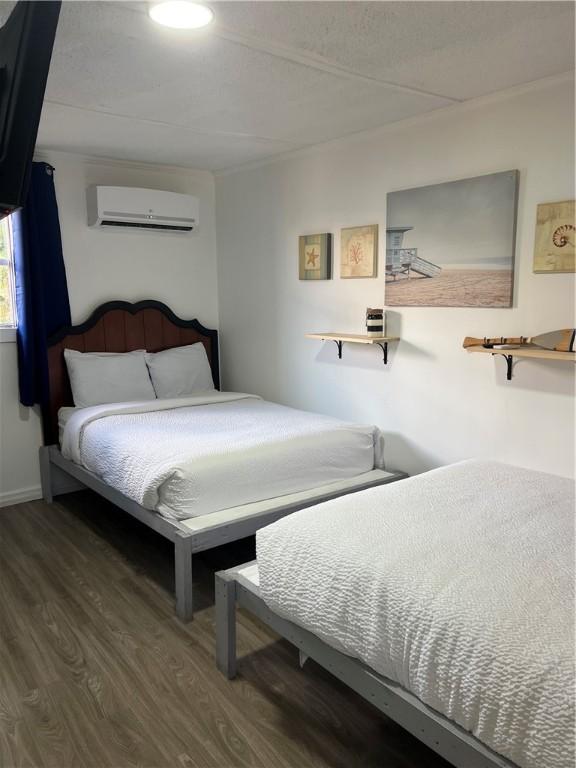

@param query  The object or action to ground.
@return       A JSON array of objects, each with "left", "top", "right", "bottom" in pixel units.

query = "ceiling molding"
[
  {"left": 215, "top": 70, "right": 575, "bottom": 178},
  {"left": 33, "top": 148, "right": 214, "bottom": 177}
]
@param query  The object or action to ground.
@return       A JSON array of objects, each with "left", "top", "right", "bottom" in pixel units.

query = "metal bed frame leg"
[
  {"left": 39, "top": 447, "right": 54, "bottom": 504},
  {"left": 174, "top": 534, "right": 194, "bottom": 622},
  {"left": 215, "top": 572, "right": 237, "bottom": 679}
]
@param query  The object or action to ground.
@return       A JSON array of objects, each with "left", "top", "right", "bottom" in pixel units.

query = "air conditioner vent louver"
[
  {"left": 100, "top": 220, "right": 193, "bottom": 232},
  {"left": 87, "top": 186, "right": 199, "bottom": 233}
]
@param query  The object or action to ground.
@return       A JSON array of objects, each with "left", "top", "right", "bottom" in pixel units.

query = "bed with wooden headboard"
[
  {"left": 39, "top": 300, "right": 405, "bottom": 621},
  {"left": 43, "top": 299, "right": 219, "bottom": 445}
]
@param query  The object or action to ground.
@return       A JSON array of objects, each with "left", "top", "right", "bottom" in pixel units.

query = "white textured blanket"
[
  {"left": 256, "top": 460, "right": 575, "bottom": 768},
  {"left": 61, "top": 392, "right": 384, "bottom": 520}
]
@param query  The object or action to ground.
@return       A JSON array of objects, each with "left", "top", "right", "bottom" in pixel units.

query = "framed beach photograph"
[
  {"left": 385, "top": 170, "right": 519, "bottom": 307},
  {"left": 533, "top": 200, "right": 575, "bottom": 273},
  {"left": 299, "top": 233, "right": 332, "bottom": 280},
  {"left": 340, "top": 225, "right": 378, "bottom": 278}
]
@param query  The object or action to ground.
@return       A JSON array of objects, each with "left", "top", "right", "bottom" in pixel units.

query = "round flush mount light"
[{"left": 148, "top": 1, "right": 214, "bottom": 29}]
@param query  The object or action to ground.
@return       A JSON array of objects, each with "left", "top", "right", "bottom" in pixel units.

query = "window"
[{"left": 0, "top": 216, "right": 16, "bottom": 329}]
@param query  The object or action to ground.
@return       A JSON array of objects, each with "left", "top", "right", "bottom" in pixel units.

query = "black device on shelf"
[{"left": 0, "top": 1, "right": 61, "bottom": 219}]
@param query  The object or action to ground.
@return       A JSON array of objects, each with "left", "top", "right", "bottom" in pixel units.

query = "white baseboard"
[{"left": 0, "top": 485, "right": 43, "bottom": 508}]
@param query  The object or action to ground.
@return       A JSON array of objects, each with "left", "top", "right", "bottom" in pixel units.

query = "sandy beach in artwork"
[{"left": 385, "top": 269, "right": 513, "bottom": 307}]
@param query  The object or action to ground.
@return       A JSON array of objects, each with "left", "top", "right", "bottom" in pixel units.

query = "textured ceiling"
[{"left": 9, "top": 0, "right": 573, "bottom": 170}]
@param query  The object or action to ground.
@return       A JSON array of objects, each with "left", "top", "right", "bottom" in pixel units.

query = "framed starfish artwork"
[{"left": 299, "top": 233, "right": 332, "bottom": 280}]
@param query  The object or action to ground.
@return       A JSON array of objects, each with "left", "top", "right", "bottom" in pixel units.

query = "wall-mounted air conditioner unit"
[{"left": 87, "top": 186, "right": 199, "bottom": 232}]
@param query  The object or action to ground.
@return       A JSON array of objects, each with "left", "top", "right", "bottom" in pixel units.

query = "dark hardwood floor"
[{"left": 0, "top": 492, "right": 450, "bottom": 768}]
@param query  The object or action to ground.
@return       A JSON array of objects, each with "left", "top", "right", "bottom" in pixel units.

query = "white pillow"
[
  {"left": 146, "top": 343, "right": 215, "bottom": 399},
  {"left": 64, "top": 349, "right": 156, "bottom": 408}
]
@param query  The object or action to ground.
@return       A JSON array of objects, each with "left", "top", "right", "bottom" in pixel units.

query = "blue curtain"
[{"left": 13, "top": 162, "right": 71, "bottom": 407}]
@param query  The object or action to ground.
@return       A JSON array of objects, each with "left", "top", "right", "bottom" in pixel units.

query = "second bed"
[{"left": 216, "top": 459, "right": 575, "bottom": 768}]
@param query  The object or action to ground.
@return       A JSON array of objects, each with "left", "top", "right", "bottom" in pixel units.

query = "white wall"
[
  {"left": 0, "top": 151, "right": 218, "bottom": 504},
  {"left": 216, "top": 76, "right": 575, "bottom": 479}
]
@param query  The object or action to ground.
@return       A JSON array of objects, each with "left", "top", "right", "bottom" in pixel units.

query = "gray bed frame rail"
[
  {"left": 215, "top": 565, "right": 519, "bottom": 768},
  {"left": 40, "top": 446, "right": 405, "bottom": 621}
]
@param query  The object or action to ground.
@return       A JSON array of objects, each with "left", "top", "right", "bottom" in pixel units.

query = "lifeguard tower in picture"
[{"left": 386, "top": 227, "right": 441, "bottom": 280}]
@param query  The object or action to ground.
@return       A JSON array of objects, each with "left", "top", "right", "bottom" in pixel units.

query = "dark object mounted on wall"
[{"left": 0, "top": 1, "right": 61, "bottom": 220}]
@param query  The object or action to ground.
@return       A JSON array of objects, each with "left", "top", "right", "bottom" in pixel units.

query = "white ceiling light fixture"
[{"left": 148, "top": 1, "right": 214, "bottom": 29}]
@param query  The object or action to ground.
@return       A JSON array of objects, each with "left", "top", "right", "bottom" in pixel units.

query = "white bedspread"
[
  {"left": 61, "top": 392, "right": 384, "bottom": 520},
  {"left": 256, "top": 460, "right": 575, "bottom": 768}
]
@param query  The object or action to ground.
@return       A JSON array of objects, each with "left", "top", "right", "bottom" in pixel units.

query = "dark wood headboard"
[{"left": 44, "top": 300, "right": 219, "bottom": 446}]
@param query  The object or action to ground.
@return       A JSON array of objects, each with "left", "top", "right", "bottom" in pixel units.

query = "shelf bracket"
[
  {"left": 375, "top": 342, "right": 389, "bottom": 365},
  {"left": 328, "top": 339, "right": 390, "bottom": 364},
  {"left": 493, "top": 352, "right": 514, "bottom": 381}
]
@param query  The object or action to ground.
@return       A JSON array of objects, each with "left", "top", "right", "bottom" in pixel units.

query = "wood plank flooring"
[{"left": 0, "top": 492, "right": 450, "bottom": 768}]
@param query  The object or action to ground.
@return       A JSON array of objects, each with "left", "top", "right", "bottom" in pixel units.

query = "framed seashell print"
[{"left": 533, "top": 200, "right": 575, "bottom": 273}]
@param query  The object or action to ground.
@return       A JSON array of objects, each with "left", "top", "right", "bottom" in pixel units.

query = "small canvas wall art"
[
  {"left": 533, "top": 200, "right": 575, "bottom": 273},
  {"left": 299, "top": 233, "right": 332, "bottom": 280},
  {"left": 340, "top": 225, "right": 378, "bottom": 278},
  {"left": 385, "top": 170, "right": 519, "bottom": 307}
]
